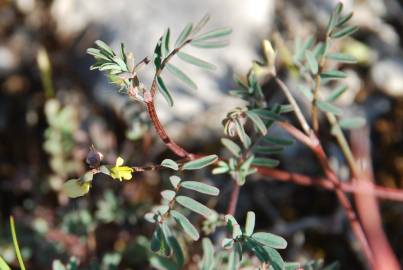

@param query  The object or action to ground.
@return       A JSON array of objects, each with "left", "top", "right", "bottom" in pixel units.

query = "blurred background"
[{"left": 0, "top": 0, "right": 402, "bottom": 269}]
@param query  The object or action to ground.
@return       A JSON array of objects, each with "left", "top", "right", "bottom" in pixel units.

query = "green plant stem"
[{"left": 9, "top": 216, "right": 26, "bottom": 270}]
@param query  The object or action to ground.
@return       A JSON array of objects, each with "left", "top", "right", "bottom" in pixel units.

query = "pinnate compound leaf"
[
  {"left": 177, "top": 52, "right": 216, "bottom": 70},
  {"left": 180, "top": 181, "right": 219, "bottom": 196},
  {"left": 171, "top": 210, "right": 199, "bottom": 241},
  {"left": 156, "top": 76, "right": 174, "bottom": 107},
  {"left": 166, "top": 64, "right": 197, "bottom": 90},
  {"left": 183, "top": 155, "right": 218, "bottom": 170},
  {"left": 252, "top": 232, "right": 287, "bottom": 249},
  {"left": 175, "top": 196, "right": 213, "bottom": 218},
  {"left": 161, "top": 159, "right": 179, "bottom": 170}
]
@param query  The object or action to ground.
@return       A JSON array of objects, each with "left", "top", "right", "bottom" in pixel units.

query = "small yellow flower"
[
  {"left": 110, "top": 157, "right": 133, "bottom": 181},
  {"left": 63, "top": 179, "right": 91, "bottom": 198}
]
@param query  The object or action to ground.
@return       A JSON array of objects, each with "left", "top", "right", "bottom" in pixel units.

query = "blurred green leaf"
[
  {"left": 191, "top": 40, "right": 230, "bottom": 49},
  {"left": 320, "top": 70, "right": 347, "bottom": 80},
  {"left": 305, "top": 50, "right": 318, "bottom": 74},
  {"left": 201, "top": 238, "right": 215, "bottom": 270},
  {"left": 193, "top": 14, "right": 211, "bottom": 34},
  {"left": 246, "top": 111, "right": 267, "bottom": 135},
  {"left": 171, "top": 210, "right": 199, "bottom": 241},
  {"left": 177, "top": 52, "right": 216, "bottom": 70},
  {"left": 175, "top": 23, "right": 193, "bottom": 47},
  {"left": 169, "top": 176, "right": 181, "bottom": 189},
  {"left": 161, "top": 28, "right": 171, "bottom": 58},
  {"left": 326, "top": 85, "right": 348, "bottom": 102},
  {"left": 175, "top": 196, "right": 213, "bottom": 218},
  {"left": 221, "top": 138, "right": 241, "bottom": 157},
  {"left": 244, "top": 211, "right": 255, "bottom": 236},
  {"left": 156, "top": 76, "right": 174, "bottom": 107},
  {"left": 180, "top": 181, "right": 219, "bottom": 196},
  {"left": 317, "top": 100, "right": 343, "bottom": 115},
  {"left": 161, "top": 159, "right": 179, "bottom": 170},
  {"left": 264, "top": 136, "right": 294, "bottom": 146},
  {"left": 326, "top": 52, "right": 357, "bottom": 63},
  {"left": 166, "top": 64, "right": 197, "bottom": 90},
  {"left": 252, "top": 232, "right": 287, "bottom": 249},
  {"left": 194, "top": 27, "right": 232, "bottom": 41},
  {"left": 161, "top": 190, "right": 176, "bottom": 201},
  {"left": 331, "top": 26, "right": 359, "bottom": 39},
  {"left": 252, "top": 157, "right": 279, "bottom": 168},
  {"left": 339, "top": 117, "right": 366, "bottom": 129},
  {"left": 183, "top": 155, "right": 218, "bottom": 170},
  {"left": 264, "top": 246, "right": 285, "bottom": 270}
]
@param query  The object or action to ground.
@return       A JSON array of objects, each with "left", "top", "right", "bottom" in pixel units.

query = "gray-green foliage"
[
  {"left": 293, "top": 2, "right": 366, "bottom": 129},
  {"left": 83, "top": 3, "right": 361, "bottom": 269}
]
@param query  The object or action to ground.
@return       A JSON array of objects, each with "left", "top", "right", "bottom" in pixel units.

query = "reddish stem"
[
  {"left": 227, "top": 181, "right": 240, "bottom": 216},
  {"left": 145, "top": 98, "right": 192, "bottom": 159},
  {"left": 278, "top": 121, "right": 375, "bottom": 268}
]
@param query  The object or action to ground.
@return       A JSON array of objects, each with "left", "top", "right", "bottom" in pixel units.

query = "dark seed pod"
[{"left": 86, "top": 146, "right": 104, "bottom": 168}]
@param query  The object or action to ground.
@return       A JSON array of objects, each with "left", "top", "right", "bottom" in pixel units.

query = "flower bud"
[{"left": 86, "top": 146, "right": 104, "bottom": 168}]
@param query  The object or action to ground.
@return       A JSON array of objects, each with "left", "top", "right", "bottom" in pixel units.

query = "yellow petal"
[
  {"left": 62, "top": 179, "right": 90, "bottom": 198},
  {"left": 116, "top": 156, "right": 124, "bottom": 166}
]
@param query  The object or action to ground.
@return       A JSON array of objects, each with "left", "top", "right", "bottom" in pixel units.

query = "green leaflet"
[
  {"left": 175, "top": 196, "right": 213, "bottom": 218},
  {"left": 246, "top": 110, "right": 267, "bottom": 135},
  {"left": 171, "top": 210, "right": 199, "bottom": 241},
  {"left": 156, "top": 76, "right": 174, "bottom": 107},
  {"left": 177, "top": 52, "right": 216, "bottom": 70},
  {"left": 190, "top": 40, "right": 230, "bottom": 49},
  {"left": 169, "top": 175, "right": 182, "bottom": 189},
  {"left": 326, "top": 52, "right": 357, "bottom": 63},
  {"left": 221, "top": 138, "right": 241, "bottom": 157},
  {"left": 316, "top": 100, "right": 343, "bottom": 115},
  {"left": 331, "top": 25, "right": 359, "bottom": 39},
  {"left": 180, "top": 181, "right": 219, "bottom": 196},
  {"left": 201, "top": 238, "right": 215, "bottom": 270},
  {"left": 305, "top": 50, "right": 318, "bottom": 74},
  {"left": 175, "top": 23, "right": 193, "bottom": 47},
  {"left": 161, "top": 28, "right": 171, "bottom": 59},
  {"left": 161, "top": 190, "right": 176, "bottom": 201},
  {"left": 182, "top": 155, "right": 218, "bottom": 170},
  {"left": 251, "top": 232, "right": 287, "bottom": 249},
  {"left": 160, "top": 159, "right": 179, "bottom": 170},
  {"left": 252, "top": 157, "right": 280, "bottom": 168},
  {"left": 339, "top": 117, "right": 366, "bottom": 129},
  {"left": 244, "top": 211, "right": 255, "bottom": 236},
  {"left": 194, "top": 27, "right": 232, "bottom": 41},
  {"left": 166, "top": 63, "right": 197, "bottom": 90}
]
